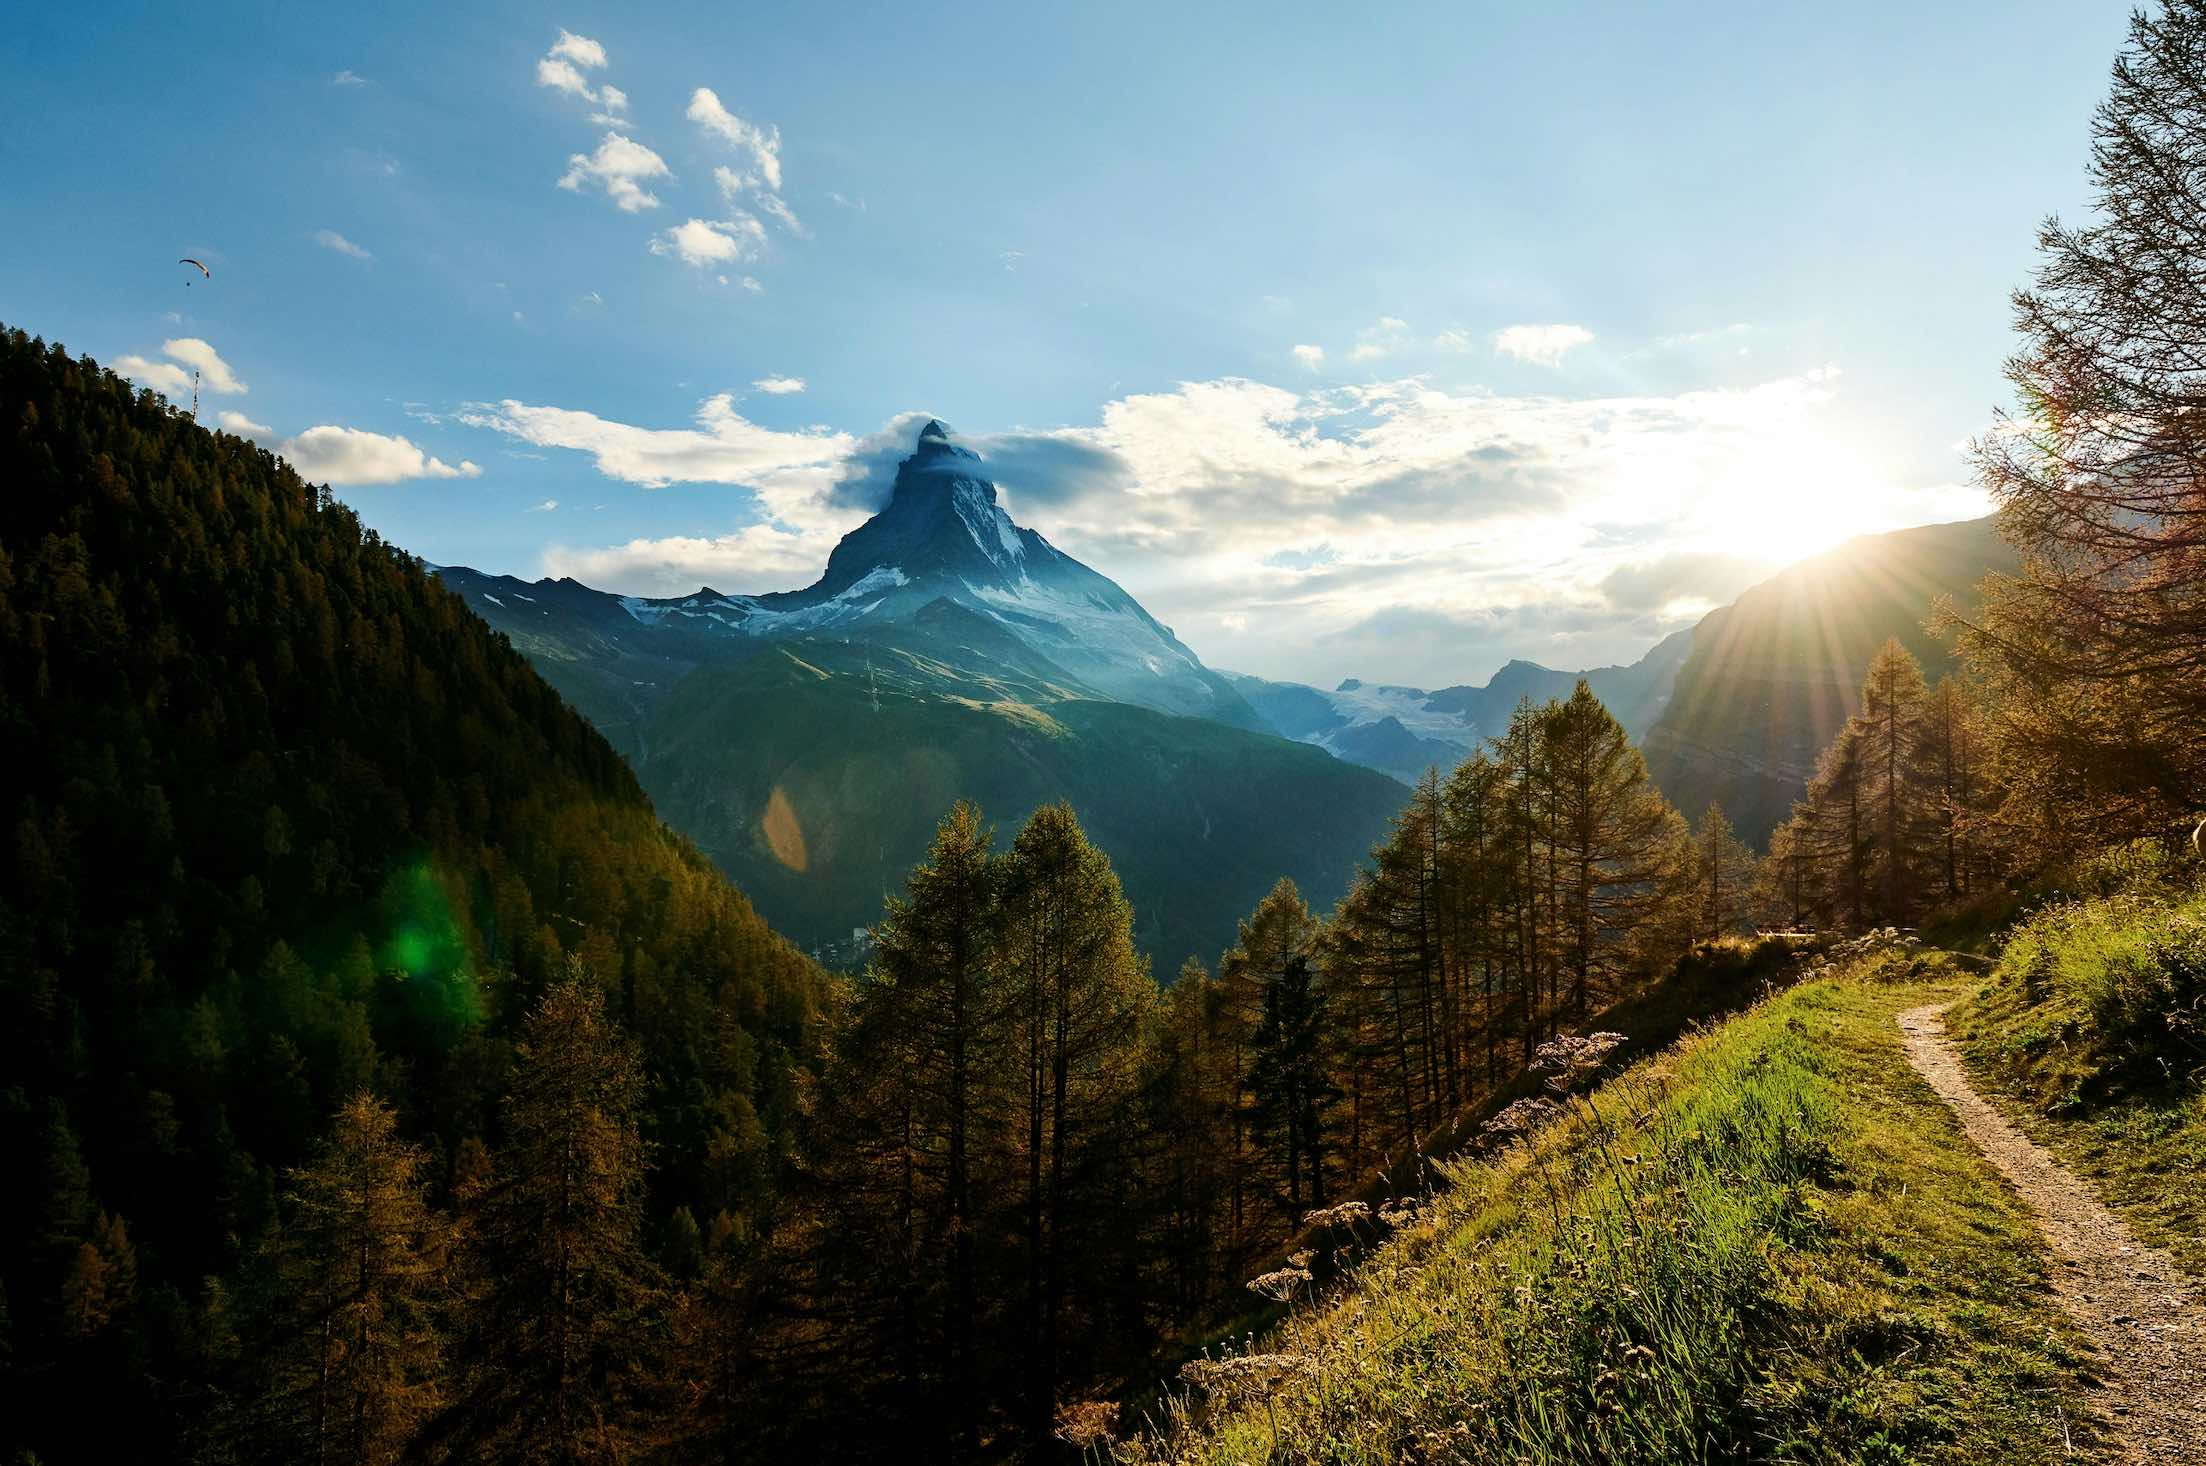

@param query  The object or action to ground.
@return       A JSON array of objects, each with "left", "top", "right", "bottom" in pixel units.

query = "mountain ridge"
[{"left": 441, "top": 422, "right": 1403, "bottom": 963}]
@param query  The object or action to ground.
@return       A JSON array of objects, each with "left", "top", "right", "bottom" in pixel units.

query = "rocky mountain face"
[
  {"left": 439, "top": 422, "right": 1401, "bottom": 964},
  {"left": 595, "top": 420, "right": 1264, "bottom": 730}
]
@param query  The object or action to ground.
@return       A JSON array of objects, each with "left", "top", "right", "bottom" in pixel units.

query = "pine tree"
[
  {"left": 1539, "top": 682, "right": 1687, "bottom": 1014},
  {"left": 823, "top": 799, "right": 1008, "bottom": 1451},
  {"left": 1962, "top": 0, "right": 2206, "bottom": 846},
  {"left": 1858, "top": 639, "right": 1933, "bottom": 924},
  {"left": 250, "top": 1094, "right": 445, "bottom": 1466},
  {"left": 999, "top": 802, "right": 1150, "bottom": 1448},
  {"left": 1694, "top": 803, "right": 1757, "bottom": 940},
  {"left": 1246, "top": 955, "right": 1333, "bottom": 1211},
  {"left": 445, "top": 969, "right": 661, "bottom": 1464}
]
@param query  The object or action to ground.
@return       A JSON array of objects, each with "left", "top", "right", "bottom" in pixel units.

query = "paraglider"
[{"left": 178, "top": 257, "right": 209, "bottom": 286}]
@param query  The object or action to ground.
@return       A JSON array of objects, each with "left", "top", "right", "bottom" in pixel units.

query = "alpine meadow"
[{"left": 7, "top": 3, "right": 2206, "bottom": 1463}]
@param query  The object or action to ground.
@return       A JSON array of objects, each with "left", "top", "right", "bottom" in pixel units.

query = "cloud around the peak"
[{"left": 482, "top": 365, "right": 1989, "bottom": 685}]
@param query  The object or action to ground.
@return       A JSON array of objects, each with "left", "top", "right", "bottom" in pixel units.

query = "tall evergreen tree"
[
  {"left": 246, "top": 1094, "right": 445, "bottom": 1466},
  {"left": 1694, "top": 803, "right": 1757, "bottom": 941},
  {"left": 1246, "top": 955, "right": 1333, "bottom": 1211},
  {"left": 1962, "top": 0, "right": 2206, "bottom": 850},
  {"left": 999, "top": 802, "right": 1150, "bottom": 1448},
  {"left": 441, "top": 970, "right": 661, "bottom": 1464}
]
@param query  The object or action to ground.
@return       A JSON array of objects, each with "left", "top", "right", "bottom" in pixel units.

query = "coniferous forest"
[
  {"left": 0, "top": 326, "right": 1795, "bottom": 1460},
  {"left": 10, "top": 3, "right": 2206, "bottom": 1461}
]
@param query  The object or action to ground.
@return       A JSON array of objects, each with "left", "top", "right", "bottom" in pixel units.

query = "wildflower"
[
  {"left": 1246, "top": 1265, "right": 1312, "bottom": 1302},
  {"left": 1178, "top": 1351, "right": 1313, "bottom": 1401},
  {"left": 1054, "top": 1398, "right": 1118, "bottom": 1450},
  {"left": 1481, "top": 1096, "right": 1561, "bottom": 1139},
  {"left": 1534, "top": 1031, "right": 1628, "bottom": 1091},
  {"left": 1300, "top": 1200, "right": 1371, "bottom": 1230},
  {"left": 1286, "top": 1249, "right": 1314, "bottom": 1270}
]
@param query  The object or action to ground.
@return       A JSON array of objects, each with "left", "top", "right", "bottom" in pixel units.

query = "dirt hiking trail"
[{"left": 1897, "top": 1004, "right": 2205, "bottom": 1463}]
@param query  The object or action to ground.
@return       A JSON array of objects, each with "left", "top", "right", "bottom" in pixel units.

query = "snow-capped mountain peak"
[{"left": 460, "top": 421, "right": 1267, "bottom": 730}]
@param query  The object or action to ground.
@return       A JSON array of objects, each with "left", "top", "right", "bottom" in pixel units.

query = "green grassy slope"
[
  {"left": 1123, "top": 958, "right": 2100, "bottom": 1464},
  {"left": 1949, "top": 869, "right": 2206, "bottom": 1277},
  {"left": 635, "top": 636, "right": 1409, "bottom": 967}
]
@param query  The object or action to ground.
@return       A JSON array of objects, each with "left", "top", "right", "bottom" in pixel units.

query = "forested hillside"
[
  {"left": 0, "top": 326, "right": 822, "bottom": 1461},
  {"left": 1641, "top": 516, "right": 2014, "bottom": 844}
]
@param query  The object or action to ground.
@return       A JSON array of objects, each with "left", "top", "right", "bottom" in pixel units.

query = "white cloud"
[
  {"left": 687, "top": 87, "right": 782, "bottom": 191},
  {"left": 278, "top": 426, "right": 482, "bottom": 485},
  {"left": 331, "top": 69, "right": 368, "bottom": 87},
  {"left": 538, "top": 58, "right": 595, "bottom": 98},
  {"left": 458, "top": 392, "right": 851, "bottom": 493},
  {"left": 828, "top": 191, "right": 866, "bottom": 211},
  {"left": 537, "top": 32, "right": 625, "bottom": 112},
  {"left": 467, "top": 393, "right": 856, "bottom": 591},
  {"left": 1494, "top": 323, "right": 1595, "bottom": 367},
  {"left": 218, "top": 411, "right": 271, "bottom": 438},
  {"left": 548, "top": 30, "right": 606, "bottom": 69},
  {"left": 559, "top": 133, "right": 669, "bottom": 212},
  {"left": 753, "top": 376, "right": 806, "bottom": 395},
  {"left": 120, "top": 338, "right": 246, "bottom": 397},
  {"left": 116, "top": 355, "right": 193, "bottom": 396},
  {"left": 313, "top": 228, "right": 372, "bottom": 260},
  {"left": 1000, "top": 249, "right": 1025, "bottom": 271},
  {"left": 164, "top": 338, "right": 245, "bottom": 393},
  {"left": 1292, "top": 344, "right": 1325, "bottom": 370},
  {"left": 529, "top": 498, "right": 560, "bottom": 512},
  {"left": 759, "top": 194, "right": 808, "bottom": 238},
  {"left": 498, "top": 360, "right": 1990, "bottom": 684},
  {"left": 1348, "top": 316, "right": 1413, "bottom": 362},
  {"left": 739, "top": 276, "right": 763, "bottom": 293},
  {"left": 651, "top": 214, "right": 765, "bottom": 267},
  {"left": 1432, "top": 328, "right": 1475, "bottom": 352}
]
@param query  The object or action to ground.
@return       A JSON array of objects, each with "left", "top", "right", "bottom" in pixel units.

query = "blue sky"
[{"left": 0, "top": 0, "right": 2132, "bottom": 686}]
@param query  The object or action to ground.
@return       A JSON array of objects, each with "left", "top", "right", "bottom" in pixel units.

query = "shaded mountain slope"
[
  {"left": 579, "top": 619, "right": 1405, "bottom": 967},
  {"left": 0, "top": 326, "right": 821, "bottom": 1459},
  {"left": 1640, "top": 516, "right": 2016, "bottom": 843}
]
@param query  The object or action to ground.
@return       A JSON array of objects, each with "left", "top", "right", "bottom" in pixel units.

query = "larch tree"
[
  {"left": 1857, "top": 638, "right": 1933, "bottom": 924},
  {"left": 999, "top": 802, "right": 1151, "bottom": 1450},
  {"left": 446, "top": 969, "right": 662, "bottom": 1465},
  {"left": 251, "top": 1094, "right": 446, "bottom": 1466},
  {"left": 1960, "top": 0, "right": 2206, "bottom": 851},
  {"left": 1694, "top": 803, "right": 1757, "bottom": 940}
]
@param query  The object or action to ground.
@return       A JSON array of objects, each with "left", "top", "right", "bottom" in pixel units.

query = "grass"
[
  {"left": 1947, "top": 865, "right": 2206, "bottom": 1279},
  {"left": 1115, "top": 955, "right": 2100, "bottom": 1464}
]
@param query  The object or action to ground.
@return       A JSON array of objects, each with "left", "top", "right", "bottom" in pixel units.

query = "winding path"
[{"left": 1897, "top": 1004, "right": 2206, "bottom": 1463}]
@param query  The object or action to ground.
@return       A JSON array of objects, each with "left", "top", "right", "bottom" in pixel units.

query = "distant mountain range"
[
  {"left": 1226, "top": 632, "right": 1692, "bottom": 784},
  {"left": 1228, "top": 518, "right": 2012, "bottom": 847},
  {"left": 441, "top": 422, "right": 1403, "bottom": 966}
]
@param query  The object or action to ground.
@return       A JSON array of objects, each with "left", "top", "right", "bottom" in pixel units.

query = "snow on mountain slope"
[{"left": 449, "top": 421, "right": 1267, "bottom": 731}]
